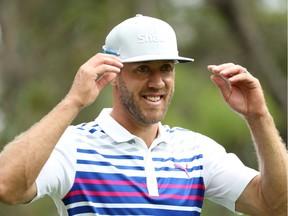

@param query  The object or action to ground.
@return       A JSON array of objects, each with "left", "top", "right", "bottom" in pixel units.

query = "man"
[{"left": 0, "top": 14, "right": 286, "bottom": 216}]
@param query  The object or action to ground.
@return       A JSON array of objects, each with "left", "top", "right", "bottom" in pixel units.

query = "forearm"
[
  {"left": 0, "top": 97, "right": 81, "bottom": 203},
  {"left": 246, "top": 112, "right": 287, "bottom": 211},
  {"left": 0, "top": 54, "right": 121, "bottom": 205}
]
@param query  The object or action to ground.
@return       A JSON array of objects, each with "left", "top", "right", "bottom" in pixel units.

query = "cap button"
[{"left": 135, "top": 14, "right": 143, "bottom": 17}]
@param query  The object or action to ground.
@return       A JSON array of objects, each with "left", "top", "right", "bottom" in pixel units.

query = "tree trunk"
[{"left": 207, "top": 0, "right": 287, "bottom": 113}]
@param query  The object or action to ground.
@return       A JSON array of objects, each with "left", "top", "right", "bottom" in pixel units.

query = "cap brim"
[{"left": 122, "top": 55, "right": 194, "bottom": 63}]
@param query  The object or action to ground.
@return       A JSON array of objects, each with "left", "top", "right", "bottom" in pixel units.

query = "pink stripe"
[
  {"left": 160, "top": 194, "right": 204, "bottom": 201},
  {"left": 74, "top": 178, "right": 146, "bottom": 187},
  {"left": 66, "top": 190, "right": 146, "bottom": 198},
  {"left": 158, "top": 183, "right": 205, "bottom": 190},
  {"left": 65, "top": 190, "right": 204, "bottom": 201},
  {"left": 74, "top": 178, "right": 205, "bottom": 190}
]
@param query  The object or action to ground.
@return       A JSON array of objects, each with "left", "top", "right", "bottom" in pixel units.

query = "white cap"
[{"left": 102, "top": 14, "right": 194, "bottom": 63}]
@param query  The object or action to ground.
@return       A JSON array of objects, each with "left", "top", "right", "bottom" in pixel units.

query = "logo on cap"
[{"left": 138, "top": 33, "right": 168, "bottom": 43}]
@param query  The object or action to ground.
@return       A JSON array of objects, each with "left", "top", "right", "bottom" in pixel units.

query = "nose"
[{"left": 148, "top": 71, "right": 165, "bottom": 89}]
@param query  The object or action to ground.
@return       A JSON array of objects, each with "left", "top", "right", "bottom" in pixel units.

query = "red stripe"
[{"left": 65, "top": 190, "right": 204, "bottom": 202}]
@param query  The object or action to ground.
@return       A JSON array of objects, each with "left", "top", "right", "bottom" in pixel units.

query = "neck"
[{"left": 111, "top": 109, "right": 159, "bottom": 148}]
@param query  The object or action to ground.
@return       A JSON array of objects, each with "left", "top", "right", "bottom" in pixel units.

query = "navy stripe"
[
  {"left": 74, "top": 172, "right": 147, "bottom": 184},
  {"left": 158, "top": 176, "right": 204, "bottom": 185}
]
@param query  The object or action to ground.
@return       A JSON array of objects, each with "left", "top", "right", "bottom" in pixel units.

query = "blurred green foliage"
[{"left": 0, "top": 0, "right": 286, "bottom": 215}]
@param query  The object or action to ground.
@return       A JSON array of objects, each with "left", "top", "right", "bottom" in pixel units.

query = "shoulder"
[
  {"left": 62, "top": 121, "right": 107, "bottom": 141},
  {"left": 52, "top": 121, "right": 102, "bottom": 153},
  {"left": 69, "top": 121, "right": 103, "bottom": 134},
  {"left": 162, "top": 125, "right": 223, "bottom": 150},
  {"left": 161, "top": 125, "right": 231, "bottom": 168}
]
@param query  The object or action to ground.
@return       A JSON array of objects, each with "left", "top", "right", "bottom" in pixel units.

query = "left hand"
[{"left": 207, "top": 63, "right": 269, "bottom": 119}]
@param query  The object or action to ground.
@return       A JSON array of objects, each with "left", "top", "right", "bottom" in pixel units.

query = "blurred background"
[{"left": 0, "top": 0, "right": 286, "bottom": 215}]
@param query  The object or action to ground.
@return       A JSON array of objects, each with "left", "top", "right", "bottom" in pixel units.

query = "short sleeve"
[
  {"left": 200, "top": 136, "right": 259, "bottom": 213},
  {"left": 32, "top": 127, "right": 77, "bottom": 202}
]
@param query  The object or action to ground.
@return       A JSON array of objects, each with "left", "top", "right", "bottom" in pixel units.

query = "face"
[{"left": 115, "top": 60, "right": 175, "bottom": 126}]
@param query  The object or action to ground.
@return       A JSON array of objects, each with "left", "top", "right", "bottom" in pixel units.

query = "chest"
[{"left": 62, "top": 144, "right": 205, "bottom": 216}]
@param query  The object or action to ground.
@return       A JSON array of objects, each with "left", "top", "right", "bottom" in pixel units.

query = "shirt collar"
[{"left": 96, "top": 108, "right": 169, "bottom": 147}]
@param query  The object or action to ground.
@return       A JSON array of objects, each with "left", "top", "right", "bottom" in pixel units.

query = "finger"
[
  {"left": 211, "top": 73, "right": 232, "bottom": 90},
  {"left": 96, "top": 73, "right": 117, "bottom": 92},
  {"left": 89, "top": 52, "right": 122, "bottom": 62},
  {"left": 219, "top": 65, "right": 248, "bottom": 78},
  {"left": 86, "top": 53, "right": 123, "bottom": 68},
  {"left": 78, "top": 53, "right": 122, "bottom": 78},
  {"left": 208, "top": 64, "right": 250, "bottom": 84},
  {"left": 228, "top": 73, "right": 257, "bottom": 89},
  {"left": 95, "top": 64, "right": 122, "bottom": 75},
  {"left": 207, "top": 63, "right": 235, "bottom": 72},
  {"left": 208, "top": 65, "right": 232, "bottom": 90}
]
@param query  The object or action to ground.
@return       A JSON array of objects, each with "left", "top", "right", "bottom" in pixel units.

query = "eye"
[
  {"left": 136, "top": 65, "right": 150, "bottom": 73},
  {"left": 160, "top": 64, "right": 173, "bottom": 73}
]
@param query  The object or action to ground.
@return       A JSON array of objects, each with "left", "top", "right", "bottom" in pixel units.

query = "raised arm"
[
  {"left": 0, "top": 53, "right": 122, "bottom": 205},
  {"left": 208, "top": 63, "right": 287, "bottom": 216}
]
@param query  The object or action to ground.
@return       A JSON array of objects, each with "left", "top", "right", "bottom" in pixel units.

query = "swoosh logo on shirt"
[{"left": 174, "top": 163, "right": 190, "bottom": 179}]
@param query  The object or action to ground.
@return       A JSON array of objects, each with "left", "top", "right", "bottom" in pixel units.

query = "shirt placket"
[{"left": 144, "top": 148, "right": 159, "bottom": 197}]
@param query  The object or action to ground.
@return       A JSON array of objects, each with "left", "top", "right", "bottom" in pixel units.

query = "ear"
[{"left": 110, "top": 76, "right": 117, "bottom": 86}]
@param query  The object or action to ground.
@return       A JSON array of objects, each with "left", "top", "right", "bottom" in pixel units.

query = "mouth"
[
  {"left": 141, "top": 89, "right": 167, "bottom": 105},
  {"left": 144, "top": 96, "right": 162, "bottom": 102}
]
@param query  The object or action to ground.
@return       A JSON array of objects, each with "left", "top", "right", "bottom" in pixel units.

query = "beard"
[{"left": 117, "top": 75, "right": 174, "bottom": 126}]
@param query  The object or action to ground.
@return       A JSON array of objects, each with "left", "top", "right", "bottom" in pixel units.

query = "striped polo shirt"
[{"left": 35, "top": 108, "right": 259, "bottom": 216}]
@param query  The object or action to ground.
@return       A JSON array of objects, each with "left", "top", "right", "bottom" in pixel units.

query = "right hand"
[{"left": 65, "top": 53, "right": 123, "bottom": 109}]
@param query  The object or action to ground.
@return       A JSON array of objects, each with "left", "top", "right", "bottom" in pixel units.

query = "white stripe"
[
  {"left": 77, "top": 155, "right": 144, "bottom": 167},
  {"left": 157, "top": 169, "right": 202, "bottom": 178},
  {"left": 77, "top": 163, "right": 146, "bottom": 177},
  {"left": 66, "top": 201, "right": 202, "bottom": 213}
]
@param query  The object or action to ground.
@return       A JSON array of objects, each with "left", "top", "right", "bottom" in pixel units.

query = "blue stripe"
[
  {"left": 77, "top": 148, "right": 144, "bottom": 160},
  {"left": 77, "top": 150, "right": 202, "bottom": 162},
  {"left": 75, "top": 171, "right": 146, "bottom": 183},
  {"left": 155, "top": 165, "right": 203, "bottom": 172},
  {"left": 166, "top": 127, "right": 190, "bottom": 133},
  {"left": 89, "top": 128, "right": 97, "bottom": 133},
  {"left": 63, "top": 192, "right": 204, "bottom": 209},
  {"left": 153, "top": 154, "right": 203, "bottom": 162},
  {"left": 158, "top": 176, "right": 204, "bottom": 185},
  {"left": 67, "top": 181, "right": 204, "bottom": 199}
]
